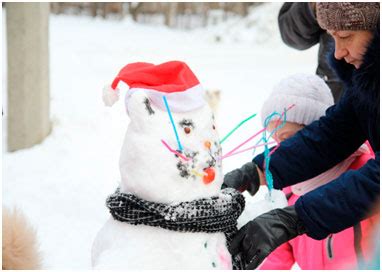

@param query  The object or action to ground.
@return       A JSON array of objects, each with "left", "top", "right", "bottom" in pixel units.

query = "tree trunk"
[{"left": 6, "top": 3, "right": 51, "bottom": 151}]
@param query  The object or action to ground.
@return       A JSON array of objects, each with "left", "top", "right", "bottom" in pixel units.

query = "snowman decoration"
[{"left": 92, "top": 61, "right": 245, "bottom": 269}]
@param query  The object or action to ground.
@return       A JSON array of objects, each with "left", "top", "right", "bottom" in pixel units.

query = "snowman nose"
[{"left": 204, "top": 141, "right": 212, "bottom": 149}]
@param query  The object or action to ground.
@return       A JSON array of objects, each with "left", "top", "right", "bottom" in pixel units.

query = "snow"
[
  {"left": 92, "top": 219, "right": 231, "bottom": 269},
  {"left": 2, "top": 3, "right": 316, "bottom": 269}
]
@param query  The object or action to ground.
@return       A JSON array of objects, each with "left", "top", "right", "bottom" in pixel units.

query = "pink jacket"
[{"left": 259, "top": 148, "right": 379, "bottom": 270}]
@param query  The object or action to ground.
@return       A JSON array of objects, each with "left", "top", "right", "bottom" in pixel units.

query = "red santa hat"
[{"left": 102, "top": 61, "right": 206, "bottom": 113}]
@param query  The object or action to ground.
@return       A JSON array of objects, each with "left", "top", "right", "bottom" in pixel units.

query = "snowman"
[{"left": 92, "top": 61, "right": 245, "bottom": 269}]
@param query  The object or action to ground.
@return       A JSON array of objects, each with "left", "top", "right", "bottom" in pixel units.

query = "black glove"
[
  {"left": 229, "top": 205, "right": 306, "bottom": 269},
  {"left": 222, "top": 162, "right": 260, "bottom": 195}
]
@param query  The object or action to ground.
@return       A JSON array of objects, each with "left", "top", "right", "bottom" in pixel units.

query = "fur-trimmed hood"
[{"left": 329, "top": 22, "right": 380, "bottom": 113}]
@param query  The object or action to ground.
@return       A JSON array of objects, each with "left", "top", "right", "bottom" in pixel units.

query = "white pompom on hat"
[
  {"left": 261, "top": 74, "right": 334, "bottom": 125},
  {"left": 102, "top": 61, "right": 206, "bottom": 113}
]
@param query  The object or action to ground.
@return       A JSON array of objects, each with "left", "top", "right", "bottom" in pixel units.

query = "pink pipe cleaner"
[
  {"left": 222, "top": 127, "right": 266, "bottom": 158},
  {"left": 161, "top": 139, "right": 190, "bottom": 161},
  {"left": 221, "top": 104, "right": 296, "bottom": 160},
  {"left": 220, "top": 141, "right": 276, "bottom": 160}
]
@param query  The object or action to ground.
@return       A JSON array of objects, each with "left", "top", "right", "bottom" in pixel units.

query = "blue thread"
[
  {"left": 163, "top": 96, "right": 183, "bottom": 151},
  {"left": 261, "top": 109, "right": 288, "bottom": 193},
  {"left": 252, "top": 138, "right": 264, "bottom": 155}
]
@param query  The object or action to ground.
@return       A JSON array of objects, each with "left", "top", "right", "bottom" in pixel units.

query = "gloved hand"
[
  {"left": 222, "top": 162, "right": 261, "bottom": 195},
  {"left": 229, "top": 205, "right": 306, "bottom": 269}
]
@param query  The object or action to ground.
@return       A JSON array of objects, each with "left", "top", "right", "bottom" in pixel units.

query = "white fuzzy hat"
[{"left": 261, "top": 74, "right": 334, "bottom": 125}]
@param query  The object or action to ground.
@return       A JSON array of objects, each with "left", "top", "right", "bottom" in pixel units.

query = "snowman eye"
[
  {"left": 179, "top": 119, "right": 194, "bottom": 135},
  {"left": 212, "top": 124, "right": 216, "bottom": 130}
]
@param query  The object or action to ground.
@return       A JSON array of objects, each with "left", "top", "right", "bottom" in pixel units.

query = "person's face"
[
  {"left": 267, "top": 121, "right": 304, "bottom": 143},
  {"left": 327, "top": 30, "right": 373, "bottom": 69}
]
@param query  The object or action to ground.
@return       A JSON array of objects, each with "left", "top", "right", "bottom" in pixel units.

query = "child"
[{"left": 225, "top": 74, "right": 378, "bottom": 269}]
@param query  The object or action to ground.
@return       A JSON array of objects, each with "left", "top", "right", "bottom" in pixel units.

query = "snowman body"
[{"left": 92, "top": 90, "right": 232, "bottom": 269}]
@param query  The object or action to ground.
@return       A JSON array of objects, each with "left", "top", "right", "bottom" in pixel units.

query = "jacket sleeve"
[
  {"left": 258, "top": 242, "right": 295, "bottom": 270},
  {"left": 253, "top": 94, "right": 366, "bottom": 189},
  {"left": 278, "top": 2, "right": 323, "bottom": 50},
  {"left": 295, "top": 152, "right": 380, "bottom": 240}
]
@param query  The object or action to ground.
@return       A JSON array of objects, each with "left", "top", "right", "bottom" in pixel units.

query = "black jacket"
[
  {"left": 254, "top": 24, "right": 380, "bottom": 240},
  {"left": 278, "top": 2, "right": 344, "bottom": 102}
]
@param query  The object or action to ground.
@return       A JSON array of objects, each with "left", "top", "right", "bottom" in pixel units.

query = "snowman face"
[{"left": 119, "top": 90, "right": 223, "bottom": 203}]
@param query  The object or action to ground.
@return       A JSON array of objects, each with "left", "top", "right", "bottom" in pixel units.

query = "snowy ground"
[{"left": 2, "top": 3, "right": 316, "bottom": 269}]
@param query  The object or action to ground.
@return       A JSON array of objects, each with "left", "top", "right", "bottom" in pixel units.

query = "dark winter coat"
[
  {"left": 278, "top": 2, "right": 344, "bottom": 102},
  {"left": 254, "top": 24, "right": 380, "bottom": 240}
]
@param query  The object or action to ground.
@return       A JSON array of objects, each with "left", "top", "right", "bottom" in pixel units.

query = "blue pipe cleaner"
[
  {"left": 163, "top": 96, "right": 183, "bottom": 152},
  {"left": 261, "top": 108, "right": 288, "bottom": 193}
]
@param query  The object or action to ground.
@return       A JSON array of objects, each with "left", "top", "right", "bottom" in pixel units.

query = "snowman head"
[
  {"left": 119, "top": 90, "right": 222, "bottom": 203},
  {"left": 104, "top": 61, "right": 223, "bottom": 203}
]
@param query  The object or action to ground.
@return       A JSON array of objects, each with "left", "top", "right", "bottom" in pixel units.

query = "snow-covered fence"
[{"left": 49, "top": 2, "right": 264, "bottom": 29}]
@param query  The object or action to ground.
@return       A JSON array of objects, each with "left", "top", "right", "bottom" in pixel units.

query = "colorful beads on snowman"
[{"left": 102, "top": 85, "right": 120, "bottom": 107}]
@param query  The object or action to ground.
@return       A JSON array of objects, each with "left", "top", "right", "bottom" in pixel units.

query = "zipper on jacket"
[{"left": 326, "top": 234, "right": 334, "bottom": 259}]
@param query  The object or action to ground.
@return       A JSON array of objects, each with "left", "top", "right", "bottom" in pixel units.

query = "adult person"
[
  {"left": 225, "top": 2, "right": 380, "bottom": 269},
  {"left": 278, "top": 2, "right": 344, "bottom": 102}
]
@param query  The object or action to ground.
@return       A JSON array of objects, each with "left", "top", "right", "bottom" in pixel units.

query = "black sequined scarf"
[{"left": 106, "top": 187, "right": 245, "bottom": 269}]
